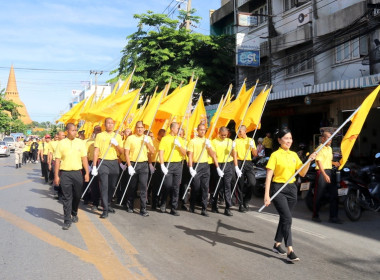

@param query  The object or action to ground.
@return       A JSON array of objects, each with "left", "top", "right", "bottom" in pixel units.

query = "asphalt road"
[{"left": 0, "top": 154, "right": 379, "bottom": 280}]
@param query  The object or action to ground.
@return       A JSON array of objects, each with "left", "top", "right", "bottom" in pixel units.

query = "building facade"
[{"left": 210, "top": 0, "right": 380, "bottom": 163}]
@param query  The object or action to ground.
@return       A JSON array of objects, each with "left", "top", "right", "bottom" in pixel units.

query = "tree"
[
  {"left": 0, "top": 88, "right": 25, "bottom": 134},
  {"left": 112, "top": 11, "right": 235, "bottom": 102}
]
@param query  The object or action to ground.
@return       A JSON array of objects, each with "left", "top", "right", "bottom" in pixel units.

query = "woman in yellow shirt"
[{"left": 264, "top": 128, "right": 316, "bottom": 262}]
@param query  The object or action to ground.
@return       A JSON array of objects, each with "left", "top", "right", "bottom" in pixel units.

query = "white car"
[
  {"left": 2, "top": 136, "right": 15, "bottom": 152},
  {"left": 0, "top": 141, "right": 11, "bottom": 157}
]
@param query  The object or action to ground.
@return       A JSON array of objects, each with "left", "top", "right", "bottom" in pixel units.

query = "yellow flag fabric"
[
  {"left": 239, "top": 87, "right": 271, "bottom": 132},
  {"left": 115, "top": 73, "right": 133, "bottom": 98},
  {"left": 129, "top": 98, "right": 149, "bottom": 130},
  {"left": 218, "top": 83, "right": 246, "bottom": 121},
  {"left": 141, "top": 86, "right": 168, "bottom": 128},
  {"left": 339, "top": 86, "right": 380, "bottom": 169},
  {"left": 79, "top": 90, "right": 97, "bottom": 119},
  {"left": 155, "top": 81, "right": 196, "bottom": 120},
  {"left": 186, "top": 95, "right": 207, "bottom": 140},
  {"left": 57, "top": 98, "right": 86, "bottom": 125}
]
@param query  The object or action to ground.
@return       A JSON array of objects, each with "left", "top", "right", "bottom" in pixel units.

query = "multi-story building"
[
  {"left": 69, "top": 82, "right": 114, "bottom": 108},
  {"left": 210, "top": 0, "right": 380, "bottom": 162}
]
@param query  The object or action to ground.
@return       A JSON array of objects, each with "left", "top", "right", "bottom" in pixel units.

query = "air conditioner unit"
[{"left": 297, "top": 8, "right": 311, "bottom": 27}]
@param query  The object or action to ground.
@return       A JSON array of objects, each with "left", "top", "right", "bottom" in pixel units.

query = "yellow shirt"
[
  {"left": 211, "top": 137, "right": 233, "bottom": 163},
  {"left": 262, "top": 136, "right": 273, "bottom": 149},
  {"left": 159, "top": 134, "right": 185, "bottom": 162},
  {"left": 266, "top": 147, "right": 303, "bottom": 183},
  {"left": 187, "top": 137, "right": 209, "bottom": 163},
  {"left": 235, "top": 137, "right": 256, "bottom": 161},
  {"left": 151, "top": 138, "right": 161, "bottom": 162},
  {"left": 315, "top": 145, "right": 332, "bottom": 170},
  {"left": 94, "top": 131, "right": 123, "bottom": 160},
  {"left": 48, "top": 140, "right": 59, "bottom": 160},
  {"left": 23, "top": 143, "right": 31, "bottom": 152},
  {"left": 124, "top": 134, "right": 154, "bottom": 162},
  {"left": 86, "top": 139, "right": 95, "bottom": 161},
  {"left": 55, "top": 138, "right": 87, "bottom": 171},
  {"left": 38, "top": 141, "right": 50, "bottom": 155}
]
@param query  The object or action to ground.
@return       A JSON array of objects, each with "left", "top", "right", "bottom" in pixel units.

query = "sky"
[{"left": 0, "top": 0, "right": 221, "bottom": 123}]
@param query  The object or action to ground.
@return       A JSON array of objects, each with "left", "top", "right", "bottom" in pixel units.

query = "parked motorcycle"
[
  {"left": 252, "top": 157, "right": 268, "bottom": 197},
  {"left": 343, "top": 153, "right": 380, "bottom": 221}
]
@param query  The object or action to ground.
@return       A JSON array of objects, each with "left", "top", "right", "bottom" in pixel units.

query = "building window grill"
[{"left": 286, "top": 49, "right": 313, "bottom": 75}]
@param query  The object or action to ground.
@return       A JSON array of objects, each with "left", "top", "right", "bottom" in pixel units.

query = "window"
[
  {"left": 284, "top": 0, "right": 310, "bottom": 12},
  {"left": 335, "top": 37, "right": 361, "bottom": 63},
  {"left": 251, "top": 4, "right": 268, "bottom": 25},
  {"left": 223, "top": 24, "right": 234, "bottom": 35},
  {"left": 286, "top": 49, "right": 313, "bottom": 76}
]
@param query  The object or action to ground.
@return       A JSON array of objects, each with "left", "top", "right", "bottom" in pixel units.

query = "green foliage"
[
  {"left": 0, "top": 88, "right": 26, "bottom": 133},
  {"left": 111, "top": 10, "right": 235, "bottom": 102}
]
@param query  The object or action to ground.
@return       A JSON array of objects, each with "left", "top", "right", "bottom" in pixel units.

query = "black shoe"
[
  {"left": 97, "top": 205, "right": 103, "bottom": 211},
  {"left": 329, "top": 217, "right": 343, "bottom": 224},
  {"left": 181, "top": 204, "right": 188, "bottom": 211},
  {"left": 100, "top": 211, "right": 108, "bottom": 218},
  {"left": 160, "top": 205, "right": 166, "bottom": 213},
  {"left": 312, "top": 216, "right": 322, "bottom": 223},
  {"left": 211, "top": 207, "right": 219, "bottom": 213},
  {"left": 126, "top": 207, "right": 133, "bottom": 213},
  {"left": 16, "top": 164, "right": 18, "bottom": 169},
  {"left": 62, "top": 222, "right": 71, "bottom": 230},
  {"left": 170, "top": 209, "right": 180, "bottom": 216},
  {"left": 224, "top": 209, "right": 233, "bottom": 216},
  {"left": 189, "top": 205, "right": 195, "bottom": 213},
  {"left": 272, "top": 243, "right": 287, "bottom": 256},
  {"left": 140, "top": 209, "right": 149, "bottom": 217},
  {"left": 201, "top": 209, "right": 209, "bottom": 217},
  {"left": 18, "top": 164, "right": 21, "bottom": 168},
  {"left": 239, "top": 205, "right": 247, "bottom": 213},
  {"left": 243, "top": 204, "right": 249, "bottom": 211},
  {"left": 71, "top": 215, "right": 79, "bottom": 223},
  {"left": 108, "top": 207, "right": 116, "bottom": 214},
  {"left": 287, "top": 251, "right": 300, "bottom": 262}
]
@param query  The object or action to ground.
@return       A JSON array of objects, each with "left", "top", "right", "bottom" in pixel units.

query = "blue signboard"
[{"left": 236, "top": 49, "right": 260, "bottom": 67}]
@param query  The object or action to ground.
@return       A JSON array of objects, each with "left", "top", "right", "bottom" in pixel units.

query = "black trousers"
[
  {"left": 179, "top": 161, "right": 191, "bottom": 204},
  {"left": 271, "top": 182, "right": 297, "bottom": 247},
  {"left": 161, "top": 162, "right": 183, "bottom": 210},
  {"left": 190, "top": 162, "right": 210, "bottom": 210},
  {"left": 212, "top": 162, "right": 233, "bottom": 209},
  {"left": 60, "top": 170, "right": 83, "bottom": 223},
  {"left": 236, "top": 160, "right": 256, "bottom": 206},
  {"left": 313, "top": 169, "right": 338, "bottom": 219},
  {"left": 127, "top": 161, "right": 149, "bottom": 210},
  {"left": 98, "top": 159, "right": 119, "bottom": 212},
  {"left": 150, "top": 163, "right": 162, "bottom": 208},
  {"left": 42, "top": 155, "right": 49, "bottom": 182},
  {"left": 22, "top": 151, "right": 28, "bottom": 164}
]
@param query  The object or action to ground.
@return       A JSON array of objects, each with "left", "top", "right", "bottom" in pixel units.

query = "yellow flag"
[
  {"left": 155, "top": 81, "right": 196, "bottom": 120},
  {"left": 57, "top": 98, "right": 87, "bottom": 125},
  {"left": 79, "top": 90, "right": 98, "bottom": 119},
  {"left": 115, "top": 72, "right": 133, "bottom": 98},
  {"left": 186, "top": 95, "right": 207, "bottom": 140},
  {"left": 239, "top": 87, "right": 271, "bottom": 132},
  {"left": 129, "top": 97, "right": 149, "bottom": 130},
  {"left": 339, "top": 86, "right": 380, "bottom": 169},
  {"left": 141, "top": 85, "right": 169, "bottom": 127}
]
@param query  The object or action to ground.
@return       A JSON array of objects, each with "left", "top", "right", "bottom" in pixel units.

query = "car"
[
  {"left": 2, "top": 136, "right": 16, "bottom": 152},
  {"left": 0, "top": 141, "right": 11, "bottom": 157}
]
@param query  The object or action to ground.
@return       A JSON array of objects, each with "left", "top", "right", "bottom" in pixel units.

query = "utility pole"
[
  {"left": 185, "top": 0, "right": 192, "bottom": 30},
  {"left": 89, "top": 70, "right": 103, "bottom": 92},
  {"left": 234, "top": 0, "right": 239, "bottom": 95}
]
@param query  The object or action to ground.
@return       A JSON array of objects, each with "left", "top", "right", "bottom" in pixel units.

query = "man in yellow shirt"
[
  {"left": 235, "top": 125, "right": 258, "bottom": 212},
  {"left": 49, "top": 131, "right": 65, "bottom": 199},
  {"left": 159, "top": 122, "right": 186, "bottom": 216},
  {"left": 262, "top": 132, "right": 273, "bottom": 156},
  {"left": 124, "top": 121, "right": 155, "bottom": 216},
  {"left": 210, "top": 126, "right": 241, "bottom": 216},
  {"left": 312, "top": 131, "right": 342, "bottom": 224},
  {"left": 92, "top": 118, "right": 124, "bottom": 218},
  {"left": 54, "top": 123, "right": 89, "bottom": 230},
  {"left": 39, "top": 135, "right": 51, "bottom": 183},
  {"left": 187, "top": 124, "right": 216, "bottom": 217}
]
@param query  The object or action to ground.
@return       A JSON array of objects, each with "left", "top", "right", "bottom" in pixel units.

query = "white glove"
[
  {"left": 91, "top": 166, "right": 98, "bottom": 176},
  {"left": 174, "top": 138, "right": 181, "bottom": 148},
  {"left": 189, "top": 167, "right": 197, "bottom": 177},
  {"left": 110, "top": 138, "right": 119, "bottom": 147},
  {"left": 205, "top": 139, "right": 212, "bottom": 149},
  {"left": 216, "top": 167, "right": 224, "bottom": 177},
  {"left": 143, "top": 135, "right": 150, "bottom": 144},
  {"left": 128, "top": 165, "right": 135, "bottom": 176},
  {"left": 149, "top": 163, "right": 155, "bottom": 174},
  {"left": 235, "top": 166, "right": 242, "bottom": 178},
  {"left": 232, "top": 141, "right": 236, "bottom": 149},
  {"left": 161, "top": 164, "right": 168, "bottom": 175},
  {"left": 249, "top": 140, "right": 255, "bottom": 149},
  {"left": 119, "top": 163, "right": 126, "bottom": 171}
]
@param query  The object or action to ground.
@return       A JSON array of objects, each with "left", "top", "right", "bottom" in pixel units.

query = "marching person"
[
  {"left": 54, "top": 123, "right": 89, "bottom": 230},
  {"left": 124, "top": 121, "right": 155, "bottom": 216},
  {"left": 262, "top": 132, "right": 273, "bottom": 157},
  {"left": 312, "top": 131, "right": 342, "bottom": 224},
  {"left": 39, "top": 135, "right": 51, "bottom": 183},
  {"left": 49, "top": 131, "right": 65, "bottom": 199},
  {"left": 30, "top": 138, "right": 39, "bottom": 163},
  {"left": 187, "top": 124, "right": 216, "bottom": 217},
  {"left": 210, "top": 126, "right": 241, "bottom": 216},
  {"left": 234, "top": 125, "right": 257, "bottom": 212},
  {"left": 92, "top": 118, "right": 124, "bottom": 219},
  {"left": 22, "top": 140, "right": 30, "bottom": 165},
  {"left": 14, "top": 137, "right": 25, "bottom": 169},
  {"left": 264, "top": 128, "right": 316, "bottom": 262},
  {"left": 158, "top": 122, "right": 186, "bottom": 216}
]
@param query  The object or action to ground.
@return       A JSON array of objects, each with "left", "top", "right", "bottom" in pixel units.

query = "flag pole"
[
  {"left": 258, "top": 104, "right": 362, "bottom": 213},
  {"left": 181, "top": 87, "right": 231, "bottom": 200},
  {"left": 212, "top": 80, "right": 259, "bottom": 198},
  {"left": 81, "top": 83, "right": 143, "bottom": 199},
  {"left": 231, "top": 86, "right": 271, "bottom": 199},
  {"left": 118, "top": 79, "right": 172, "bottom": 206},
  {"left": 157, "top": 79, "right": 198, "bottom": 196}
]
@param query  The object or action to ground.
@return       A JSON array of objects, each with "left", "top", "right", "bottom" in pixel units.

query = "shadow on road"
[{"left": 25, "top": 206, "right": 63, "bottom": 226}]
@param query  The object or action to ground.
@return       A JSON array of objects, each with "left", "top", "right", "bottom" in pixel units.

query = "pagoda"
[{"left": 4, "top": 65, "right": 33, "bottom": 124}]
